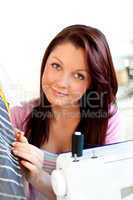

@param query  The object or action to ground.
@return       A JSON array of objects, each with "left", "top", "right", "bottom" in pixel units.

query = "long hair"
[{"left": 25, "top": 24, "right": 118, "bottom": 148}]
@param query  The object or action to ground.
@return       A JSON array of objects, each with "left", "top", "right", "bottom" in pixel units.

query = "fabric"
[
  {"left": 29, "top": 150, "right": 58, "bottom": 200},
  {"left": 10, "top": 100, "right": 121, "bottom": 200},
  {"left": 0, "top": 89, "right": 26, "bottom": 199},
  {"left": 0, "top": 87, "right": 9, "bottom": 112}
]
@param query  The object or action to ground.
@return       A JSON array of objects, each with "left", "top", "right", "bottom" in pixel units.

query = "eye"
[
  {"left": 51, "top": 63, "right": 61, "bottom": 70},
  {"left": 74, "top": 73, "right": 85, "bottom": 80}
]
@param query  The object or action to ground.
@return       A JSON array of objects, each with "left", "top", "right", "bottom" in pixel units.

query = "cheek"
[
  {"left": 42, "top": 69, "right": 51, "bottom": 95},
  {"left": 74, "top": 78, "right": 91, "bottom": 95},
  {"left": 71, "top": 82, "right": 88, "bottom": 100},
  {"left": 42, "top": 67, "right": 55, "bottom": 86}
]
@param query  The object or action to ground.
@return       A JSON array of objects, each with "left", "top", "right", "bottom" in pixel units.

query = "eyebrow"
[
  {"left": 75, "top": 69, "right": 88, "bottom": 72},
  {"left": 52, "top": 56, "right": 64, "bottom": 65},
  {"left": 52, "top": 56, "right": 88, "bottom": 72}
]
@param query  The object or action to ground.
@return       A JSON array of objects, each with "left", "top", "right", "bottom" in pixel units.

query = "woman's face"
[{"left": 42, "top": 42, "right": 91, "bottom": 108}]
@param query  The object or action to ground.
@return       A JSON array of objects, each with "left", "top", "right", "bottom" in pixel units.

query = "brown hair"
[{"left": 25, "top": 24, "right": 118, "bottom": 148}]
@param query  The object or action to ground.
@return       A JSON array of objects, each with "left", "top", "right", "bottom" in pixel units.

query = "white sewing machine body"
[{"left": 51, "top": 140, "right": 133, "bottom": 200}]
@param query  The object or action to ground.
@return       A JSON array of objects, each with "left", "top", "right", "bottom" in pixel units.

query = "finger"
[
  {"left": 15, "top": 128, "right": 24, "bottom": 135},
  {"left": 19, "top": 160, "right": 27, "bottom": 176},
  {"left": 12, "top": 142, "right": 40, "bottom": 156},
  {"left": 12, "top": 142, "right": 43, "bottom": 166},
  {"left": 12, "top": 146, "right": 42, "bottom": 167},
  {"left": 11, "top": 142, "right": 30, "bottom": 154},
  {"left": 12, "top": 148, "right": 33, "bottom": 162},
  {"left": 15, "top": 130, "right": 28, "bottom": 143},
  {"left": 20, "top": 160, "right": 36, "bottom": 172},
  {"left": 15, "top": 129, "right": 24, "bottom": 141},
  {"left": 12, "top": 143, "right": 36, "bottom": 163},
  {"left": 19, "top": 134, "right": 28, "bottom": 143}
]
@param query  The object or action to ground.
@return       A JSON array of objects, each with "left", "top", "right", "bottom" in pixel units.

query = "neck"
[
  {"left": 44, "top": 104, "right": 81, "bottom": 154},
  {"left": 51, "top": 103, "right": 80, "bottom": 123}
]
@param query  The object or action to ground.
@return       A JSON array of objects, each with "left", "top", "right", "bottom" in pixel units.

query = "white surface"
[
  {"left": 51, "top": 170, "right": 66, "bottom": 197},
  {"left": 51, "top": 141, "right": 133, "bottom": 200}
]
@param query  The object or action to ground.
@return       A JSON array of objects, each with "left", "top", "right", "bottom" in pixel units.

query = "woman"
[{"left": 11, "top": 24, "right": 120, "bottom": 200}]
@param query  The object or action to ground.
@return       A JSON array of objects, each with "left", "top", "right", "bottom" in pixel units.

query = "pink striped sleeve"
[
  {"left": 105, "top": 108, "right": 121, "bottom": 144},
  {"left": 10, "top": 102, "right": 33, "bottom": 132},
  {"left": 10, "top": 105, "right": 25, "bottom": 131}
]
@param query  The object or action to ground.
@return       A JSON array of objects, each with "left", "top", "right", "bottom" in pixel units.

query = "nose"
[{"left": 57, "top": 73, "right": 70, "bottom": 89}]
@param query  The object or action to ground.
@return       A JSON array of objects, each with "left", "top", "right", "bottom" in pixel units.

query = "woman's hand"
[
  {"left": 12, "top": 130, "right": 44, "bottom": 184},
  {"left": 12, "top": 130, "right": 56, "bottom": 200}
]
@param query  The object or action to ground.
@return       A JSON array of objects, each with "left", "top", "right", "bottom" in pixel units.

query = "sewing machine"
[{"left": 51, "top": 134, "right": 133, "bottom": 200}]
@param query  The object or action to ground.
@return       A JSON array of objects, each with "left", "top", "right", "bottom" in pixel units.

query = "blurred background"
[{"left": 0, "top": 0, "right": 133, "bottom": 141}]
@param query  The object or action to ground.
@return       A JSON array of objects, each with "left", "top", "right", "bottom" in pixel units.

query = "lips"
[{"left": 52, "top": 87, "right": 68, "bottom": 97}]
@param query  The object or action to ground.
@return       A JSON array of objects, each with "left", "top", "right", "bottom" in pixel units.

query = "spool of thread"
[{"left": 72, "top": 132, "right": 84, "bottom": 157}]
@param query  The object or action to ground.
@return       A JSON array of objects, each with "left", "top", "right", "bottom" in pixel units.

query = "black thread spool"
[{"left": 72, "top": 132, "right": 84, "bottom": 158}]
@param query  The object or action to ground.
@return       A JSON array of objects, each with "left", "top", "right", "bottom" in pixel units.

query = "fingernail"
[{"left": 16, "top": 133, "right": 20, "bottom": 137}]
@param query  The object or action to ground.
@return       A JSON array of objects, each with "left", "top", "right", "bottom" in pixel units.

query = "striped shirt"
[{"left": 0, "top": 89, "right": 26, "bottom": 200}]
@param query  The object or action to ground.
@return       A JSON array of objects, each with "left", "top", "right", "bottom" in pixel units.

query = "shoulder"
[
  {"left": 105, "top": 104, "right": 121, "bottom": 144},
  {"left": 10, "top": 98, "right": 39, "bottom": 131}
]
